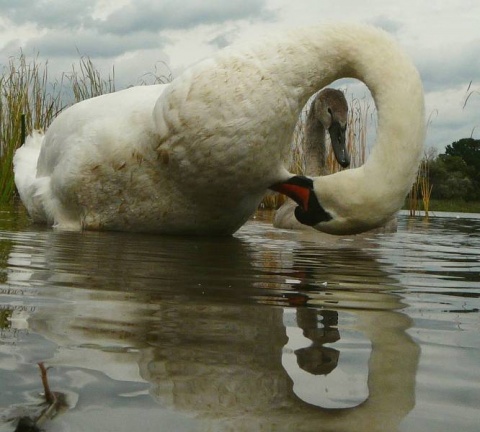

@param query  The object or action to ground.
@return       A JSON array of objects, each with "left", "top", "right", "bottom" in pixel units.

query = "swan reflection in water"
[{"left": 4, "top": 222, "right": 419, "bottom": 431}]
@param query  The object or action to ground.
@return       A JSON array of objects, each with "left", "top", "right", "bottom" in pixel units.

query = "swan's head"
[
  {"left": 311, "top": 88, "right": 350, "bottom": 168},
  {"left": 270, "top": 171, "right": 403, "bottom": 235}
]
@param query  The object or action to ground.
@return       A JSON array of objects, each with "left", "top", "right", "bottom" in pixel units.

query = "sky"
[{"left": 0, "top": 0, "right": 479, "bottom": 153}]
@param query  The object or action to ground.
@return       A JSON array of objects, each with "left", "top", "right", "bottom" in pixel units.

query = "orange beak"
[{"left": 270, "top": 176, "right": 331, "bottom": 226}]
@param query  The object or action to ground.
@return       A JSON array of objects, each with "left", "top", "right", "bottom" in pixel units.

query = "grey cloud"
[
  {"left": 208, "top": 29, "right": 241, "bottom": 49},
  {"left": 0, "top": 0, "right": 96, "bottom": 30},
  {"left": 2, "top": 29, "right": 165, "bottom": 59},
  {"left": 96, "top": 0, "right": 270, "bottom": 34},
  {"left": 368, "top": 15, "right": 403, "bottom": 35},
  {"left": 0, "top": 0, "right": 271, "bottom": 37},
  {"left": 417, "top": 40, "right": 480, "bottom": 92}
]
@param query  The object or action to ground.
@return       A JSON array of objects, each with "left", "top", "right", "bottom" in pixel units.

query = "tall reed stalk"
[
  {"left": 420, "top": 159, "right": 433, "bottom": 217},
  {"left": 68, "top": 56, "right": 116, "bottom": 102},
  {"left": 407, "top": 156, "right": 432, "bottom": 217},
  {"left": 408, "top": 178, "right": 419, "bottom": 216}
]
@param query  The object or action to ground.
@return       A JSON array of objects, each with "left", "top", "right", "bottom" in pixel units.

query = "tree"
[
  {"left": 429, "top": 155, "right": 474, "bottom": 200},
  {"left": 435, "top": 138, "right": 480, "bottom": 200},
  {"left": 446, "top": 139, "right": 480, "bottom": 177},
  {"left": 445, "top": 138, "right": 480, "bottom": 165}
]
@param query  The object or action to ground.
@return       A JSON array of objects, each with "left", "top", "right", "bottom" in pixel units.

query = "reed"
[
  {"left": 138, "top": 61, "right": 173, "bottom": 85},
  {"left": 463, "top": 81, "right": 480, "bottom": 110},
  {"left": 0, "top": 53, "right": 64, "bottom": 203},
  {"left": 407, "top": 179, "right": 419, "bottom": 217},
  {"left": 419, "top": 158, "right": 433, "bottom": 217},
  {"left": 67, "top": 56, "right": 116, "bottom": 103},
  {"left": 407, "top": 156, "right": 433, "bottom": 217}
]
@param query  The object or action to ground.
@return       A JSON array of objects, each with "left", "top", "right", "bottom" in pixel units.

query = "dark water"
[{"left": 0, "top": 207, "right": 479, "bottom": 432}]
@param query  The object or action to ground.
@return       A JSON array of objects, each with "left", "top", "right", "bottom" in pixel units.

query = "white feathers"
[
  {"left": 13, "top": 130, "right": 43, "bottom": 198},
  {"left": 13, "top": 131, "right": 51, "bottom": 224}
]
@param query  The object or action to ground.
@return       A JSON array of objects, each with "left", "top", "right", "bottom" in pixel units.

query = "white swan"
[
  {"left": 14, "top": 23, "right": 425, "bottom": 235},
  {"left": 274, "top": 88, "right": 349, "bottom": 229}
]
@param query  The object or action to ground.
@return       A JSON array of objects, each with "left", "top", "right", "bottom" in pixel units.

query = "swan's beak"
[
  {"left": 329, "top": 122, "right": 350, "bottom": 168},
  {"left": 270, "top": 176, "right": 332, "bottom": 226}
]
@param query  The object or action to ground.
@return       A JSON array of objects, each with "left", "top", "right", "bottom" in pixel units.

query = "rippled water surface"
[{"left": 1, "top": 207, "right": 479, "bottom": 432}]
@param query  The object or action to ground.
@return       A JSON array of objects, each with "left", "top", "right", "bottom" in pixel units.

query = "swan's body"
[
  {"left": 14, "top": 24, "right": 425, "bottom": 235},
  {"left": 274, "top": 89, "right": 349, "bottom": 230}
]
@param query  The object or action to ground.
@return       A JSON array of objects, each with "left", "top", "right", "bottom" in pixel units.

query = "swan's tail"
[{"left": 13, "top": 131, "right": 49, "bottom": 222}]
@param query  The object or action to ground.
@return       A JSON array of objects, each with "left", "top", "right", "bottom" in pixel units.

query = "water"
[{"left": 0, "top": 208, "right": 479, "bottom": 432}]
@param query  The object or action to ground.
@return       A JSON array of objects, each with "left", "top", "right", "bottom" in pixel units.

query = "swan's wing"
[{"left": 36, "top": 84, "right": 168, "bottom": 177}]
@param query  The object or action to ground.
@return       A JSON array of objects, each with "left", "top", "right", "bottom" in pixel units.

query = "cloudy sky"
[{"left": 1, "top": 0, "right": 479, "bottom": 153}]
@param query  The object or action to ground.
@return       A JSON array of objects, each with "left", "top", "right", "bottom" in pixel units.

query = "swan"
[
  {"left": 14, "top": 23, "right": 425, "bottom": 235},
  {"left": 304, "top": 88, "right": 350, "bottom": 176},
  {"left": 274, "top": 88, "right": 350, "bottom": 229}
]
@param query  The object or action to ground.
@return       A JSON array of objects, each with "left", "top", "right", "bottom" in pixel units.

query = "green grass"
[
  {"left": 405, "top": 199, "right": 480, "bottom": 214},
  {"left": 426, "top": 199, "right": 480, "bottom": 213}
]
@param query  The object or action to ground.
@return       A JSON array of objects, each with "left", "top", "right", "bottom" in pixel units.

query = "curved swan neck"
[
  {"left": 251, "top": 24, "right": 424, "bottom": 178},
  {"left": 263, "top": 24, "right": 425, "bottom": 232}
]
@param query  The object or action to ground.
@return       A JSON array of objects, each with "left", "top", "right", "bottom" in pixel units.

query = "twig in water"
[{"left": 14, "top": 363, "right": 68, "bottom": 432}]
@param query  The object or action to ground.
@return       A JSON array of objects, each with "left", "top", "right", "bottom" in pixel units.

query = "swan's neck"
[
  {"left": 266, "top": 25, "right": 425, "bottom": 232},
  {"left": 304, "top": 108, "right": 327, "bottom": 176}
]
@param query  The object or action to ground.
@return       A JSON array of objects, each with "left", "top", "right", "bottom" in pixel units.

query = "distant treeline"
[{"left": 428, "top": 138, "right": 480, "bottom": 201}]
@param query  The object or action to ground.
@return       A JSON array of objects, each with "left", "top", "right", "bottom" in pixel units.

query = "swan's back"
[{"left": 37, "top": 85, "right": 167, "bottom": 177}]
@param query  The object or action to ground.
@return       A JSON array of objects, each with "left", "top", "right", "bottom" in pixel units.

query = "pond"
[{"left": 0, "top": 207, "right": 479, "bottom": 432}]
